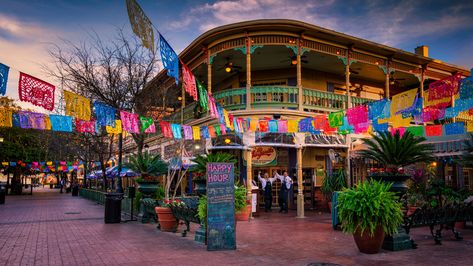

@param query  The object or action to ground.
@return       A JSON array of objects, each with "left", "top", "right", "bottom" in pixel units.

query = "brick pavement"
[{"left": 1, "top": 187, "right": 472, "bottom": 266}]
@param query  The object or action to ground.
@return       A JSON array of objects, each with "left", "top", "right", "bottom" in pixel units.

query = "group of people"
[{"left": 254, "top": 170, "right": 293, "bottom": 213}]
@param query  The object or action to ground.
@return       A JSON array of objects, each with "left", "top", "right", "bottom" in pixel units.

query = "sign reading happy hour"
[{"left": 206, "top": 162, "right": 236, "bottom": 251}]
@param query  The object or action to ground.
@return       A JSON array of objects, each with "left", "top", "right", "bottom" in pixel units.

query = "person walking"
[
  {"left": 258, "top": 171, "right": 277, "bottom": 212},
  {"left": 59, "top": 178, "right": 65, "bottom": 193},
  {"left": 274, "top": 170, "right": 293, "bottom": 213}
]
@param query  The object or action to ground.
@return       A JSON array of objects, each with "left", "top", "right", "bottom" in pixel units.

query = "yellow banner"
[
  {"left": 390, "top": 114, "right": 412, "bottom": 128},
  {"left": 106, "top": 120, "right": 122, "bottom": 134},
  {"left": 192, "top": 126, "right": 201, "bottom": 140},
  {"left": 288, "top": 120, "right": 298, "bottom": 133},
  {"left": 44, "top": 116, "right": 51, "bottom": 130},
  {"left": 223, "top": 110, "right": 231, "bottom": 128},
  {"left": 468, "top": 122, "right": 473, "bottom": 132},
  {"left": 390, "top": 88, "right": 418, "bottom": 115},
  {"left": 249, "top": 119, "right": 258, "bottom": 132},
  {"left": 0, "top": 108, "right": 12, "bottom": 127},
  {"left": 64, "top": 90, "right": 91, "bottom": 121}
]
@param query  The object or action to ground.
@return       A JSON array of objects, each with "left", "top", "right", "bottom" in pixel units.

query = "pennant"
[
  {"left": 182, "top": 64, "right": 198, "bottom": 101},
  {"left": 192, "top": 126, "right": 201, "bottom": 140},
  {"left": 259, "top": 120, "right": 269, "bottom": 132},
  {"left": 424, "top": 90, "right": 451, "bottom": 109},
  {"left": 171, "top": 124, "right": 182, "bottom": 139},
  {"left": 18, "top": 111, "right": 33, "bottom": 129},
  {"left": 238, "top": 118, "right": 246, "bottom": 132},
  {"left": 220, "top": 124, "right": 227, "bottom": 135},
  {"left": 0, "top": 63, "right": 10, "bottom": 95},
  {"left": 444, "top": 107, "right": 458, "bottom": 119},
  {"left": 223, "top": 109, "right": 231, "bottom": 128},
  {"left": 196, "top": 80, "right": 209, "bottom": 111},
  {"left": 268, "top": 120, "right": 278, "bottom": 133},
  {"left": 228, "top": 114, "right": 234, "bottom": 131},
  {"left": 106, "top": 120, "right": 122, "bottom": 134},
  {"left": 338, "top": 117, "right": 354, "bottom": 134},
  {"left": 216, "top": 103, "right": 225, "bottom": 125},
  {"left": 159, "top": 34, "right": 179, "bottom": 84},
  {"left": 159, "top": 121, "right": 173, "bottom": 138},
  {"left": 346, "top": 105, "right": 368, "bottom": 126},
  {"left": 139, "top": 116, "right": 154, "bottom": 133},
  {"left": 18, "top": 72, "right": 55, "bottom": 111},
  {"left": 455, "top": 98, "right": 473, "bottom": 113},
  {"left": 183, "top": 125, "right": 193, "bottom": 140},
  {"left": 390, "top": 88, "right": 418, "bottom": 115},
  {"left": 64, "top": 90, "right": 91, "bottom": 121},
  {"left": 12, "top": 114, "right": 20, "bottom": 127},
  {"left": 354, "top": 122, "right": 370, "bottom": 134},
  {"left": 372, "top": 119, "right": 389, "bottom": 133},
  {"left": 422, "top": 107, "right": 446, "bottom": 122},
  {"left": 144, "top": 121, "right": 156, "bottom": 133},
  {"left": 49, "top": 115, "right": 73, "bottom": 132},
  {"left": 444, "top": 122, "right": 465, "bottom": 135},
  {"left": 30, "top": 112, "right": 46, "bottom": 130},
  {"left": 94, "top": 102, "right": 115, "bottom": 127},
  {"left": 406, "top": 126, "right": 424, "bottom": 137},
  {"left": 328, "top": 111, "right": 344, "bottom": 128},
  {"left": 428, "top": 73, "right": 462, "bottom": 101},
  {"left": 200, "top": 126, "right": 210, "bottom": 139},
  {"left": 391, "top": 114, "right": 412, "bottom": 128},
  {"left": 0, "top": 109, "right": 12, "bottom": 127},
  {"left": 368, "top": 99, "right": 390, "bottom": 120},
  {"left": 467, "top": 122, "right": 473, "bottom": 132},
  {"left": 44, "top": 116, "right": 51, "bottom": 130},
  {"left": 288, "top": 120, "right": 298, "bottom": 133},
  {"left": 278, "top": 120, "right": 288, "bottom": 133},
  {"left": 298, "top": 117, "right": 313, "bottom": 132},
  {"left": 125, "top": 0, "right": 154, "bottom": 52},
  {"left": 76, "top": 119, "right": 96, "bottom": 133},
  {"left": 208, "top": 94, "right": 218, "bottom": 118},
  {"left": 460, "top": 76, "right": 473, "bottom": 99},
  {"left": 213, "top": 124, "right": 221, "bottom": 136},
  {"left": 120, "top": 111, "right": 139, "bottom": 133}
]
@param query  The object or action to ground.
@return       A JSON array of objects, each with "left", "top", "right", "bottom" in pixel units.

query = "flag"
[
  {"left": 223, "top": 109, "right": 231, "bottom": 128},
  {"left": 64, "top": 90, "right": 91, "bottom": 121},
  {"left": 200, "top": 126, "right": 210, "bottom": 139},
  {"left": 159, "top": 34, "right": 179, "bottom": 84},
  {"left": 390, "top": 88, "right": 417, "bottom": 115},
  {"left": 460, "top": 76, "right": 473, "bottom": 99},
  {"left": 125, "top": 0, "right": 155, "bottom": 52},
  {"left": 196, "top": 80, "right": 209, "bottom": 111},
  {"left": 120, "top": 111, "right": 139, "bottom": 133},
  {"left": 208, "top": 93, "right": 218, "bottom": 118},
  {"left": 406, "top": 126, "right": 424, "bottom": 137},
  {"left": 106, "top": 120, "right": 122, "bottom": 134},
  {"left": 171, "top": 124, "right": 182, "bottom": 139},
  {"left": 182, "top": 63, "right": 198, "bottom": 101},
  {"left": 94, "top": 102, "right": 115, "bottom": 126},
  {"left": 372, "top": 119, "right": 389, "bottom": 133},
  {"left": 18, "top": 111, "right": 32, "bottom": 129},
  {"left": 192, "top": 126, "right": 201, "bottom": 140},
  {"left": 328, "top": 111, "right": 344, "bottom": 128},
  {"left": 220, "top": 124, "right": 227, "bottom": 135},
  {"left": 278, "top": 120, "right": 288, "bottom": 133},
  {"left": 425, "top": 125, "right": 442, "bottom": 137},
  {"left": 0, "top": 63, "right": 10, "bottom": 95},
  {"left": 0, "top": 109, "right": 12, "bottom": 127},
  {"left": 76, "top": 119, "right": 96, "bottom": 133},
  {"left": 288, "top": 120, "right": 298, "bottom": 133},
  {"left": 368, "top": 99, "right": 390, "bottom": 120},
  {"left": 139, "top": 116, "right": 154, "bottom": 133},
  {"left": 268, "top": 120, "right": 278, "bottom": 133},
  {"left": 159, "top": 121, "right": 173, "bottom": 138},
  {"left": 346, "top": 105, "right": 368, "bottom": 126},
  {"left": 18, "top": 72, "right": 55, "bottom": 111},
  {"left": 259, "top": 120, "right": 268, "bottom": 132},
  {"left": 183, "top": 125, "right": 193, "bottom": 140},
  {"left": 49, "top": 115, "right": 73, "bottom": 132},
  {"left": 444, "top": 122, "right": 465, "bottom": 135},
  {"left": 428, "top": 73, "right": 462, "bottom": 101}
]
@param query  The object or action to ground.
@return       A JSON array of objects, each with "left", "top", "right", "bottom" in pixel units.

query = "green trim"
[
  {"left": 234, "top": 46, "right": 246, "bottom": 54},
  {"left": 209, "top": 54, "right": 217, "bottom": 65},
  {"left": 250, "top": 45, "right": 264, "bottom": 54},
  {"left": 285, "top": 45, "right": 298, "bottom": 55},
  {"left": 301, "top": 47, "right": 310, "bottom": 56}
]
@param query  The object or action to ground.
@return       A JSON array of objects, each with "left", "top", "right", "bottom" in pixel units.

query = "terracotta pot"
[
  {"left": 235, "top": 205, "right": 251, "bottom": 221},
  {"left": 353, "top": 225, "right": 385, "bottom": 254},
  {"left": 455, "top": 221, "right": 465, "bottom": 230},
  {"left": 155, "top": 207, "right": 177, "bottom": 232}
]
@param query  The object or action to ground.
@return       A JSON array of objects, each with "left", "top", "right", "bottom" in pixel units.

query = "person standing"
[
  {"left": 258, "top": 171, "right": 277, "bottom": 212},
  {"left": 274, "top": 170, "right": 293, "bottom": 213}
]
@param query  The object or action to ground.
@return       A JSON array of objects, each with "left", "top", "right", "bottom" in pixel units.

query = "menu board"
[{"left": 206, "top": 163, "right": 236, "bottom": 251}]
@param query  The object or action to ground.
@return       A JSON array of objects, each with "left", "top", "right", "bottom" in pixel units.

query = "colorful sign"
[
  {"left": 250, "top": 146, "right": 277, "bottom": 166},
  {"left": 207, "top": 163, "right": 236, "bottom": 251}
]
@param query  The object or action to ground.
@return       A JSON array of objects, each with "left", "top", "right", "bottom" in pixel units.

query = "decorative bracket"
[
  {"left": 234, "top": 45, "right": 264, "bottom": 55},
  {"left": 209, "top": 54, "right": 217, "bottom": 65},
  {"left": 337, "top": 56, "right": 357, "bottom": 66}
]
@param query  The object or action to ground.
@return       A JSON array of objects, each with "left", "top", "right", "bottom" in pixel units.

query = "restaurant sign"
[{"left": 250, "top": 146, "right": 277, "bottom": 166}]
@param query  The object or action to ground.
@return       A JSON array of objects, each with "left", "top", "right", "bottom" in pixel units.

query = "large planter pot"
[
  {"left": 353, "top": 225, "right": 385, "bottom": 254},
  {"left": 235, "top": 205, "right": 251, "bottom": 221},
  {"left": 155, "top": 207, "right": 177, "bottom": 232},
  {"left": 136, "top": 180, "right": 159, "bottom": 198},
  {"left": 194, "top": 179, "right": 206, "bottom": 196}
]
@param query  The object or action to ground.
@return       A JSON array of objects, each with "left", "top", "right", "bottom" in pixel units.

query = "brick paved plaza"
[{"left": 0, "top": 188, "right": 472, "bottom": 266}]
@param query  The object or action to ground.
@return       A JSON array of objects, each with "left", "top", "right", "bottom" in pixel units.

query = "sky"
[{"left": 1, "top": 0, "right": 473, "bottom": 112}]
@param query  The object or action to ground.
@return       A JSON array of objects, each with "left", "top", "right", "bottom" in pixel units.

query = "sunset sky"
[{"left": 1, "top": 0, "right": 472, "bottom": 111}]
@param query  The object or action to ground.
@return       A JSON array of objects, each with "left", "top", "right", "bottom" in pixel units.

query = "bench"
[
  {"left": 404, "top": 203, "right": 473, "bottom": 246},
  {"left": 141, "top": 198, "right": 159, "bottom": 224},
  {"left": 170, "top": 197, "right": 201, "bottom": 237}
]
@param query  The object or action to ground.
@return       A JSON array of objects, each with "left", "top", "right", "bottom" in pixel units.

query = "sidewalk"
[{"left": 0, "top": 188, "right": 472, "bottom": 266}]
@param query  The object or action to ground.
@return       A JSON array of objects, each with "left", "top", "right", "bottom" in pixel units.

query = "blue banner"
[
  {"left": 0, "top": 63, "right": 9, "bottom": 95},
  {"left": 49, "top": 115, "right": 73, "bottom": 132},
  {"left": 444, "top": 122, "right": 465, "bottom": 135},
  {"left": 268, "top": 119, "right": 278, "bottom": 133},
  {"left": 159, "top": 34, "right": 179, "bottom": 84},
  {"left": 171, "top": 123, "right": 182, "bottom": 139},
  {"left": 201, "top": 126, "right": 210, "bottom": 139},
  {"left": 368, "top": 99, "right": 390, "bottom": 120},
  {"left": 94, "top": 101, "right": 115, "bottom": 126}
]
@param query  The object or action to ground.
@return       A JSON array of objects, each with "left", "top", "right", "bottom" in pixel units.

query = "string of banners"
[{"left": 0, "top": 160, "right": 109, "bottom": 173}]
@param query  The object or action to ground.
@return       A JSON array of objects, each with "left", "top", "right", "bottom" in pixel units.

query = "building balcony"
[{"left": 162, "top": 86, "right": 374, "bottom": 124}]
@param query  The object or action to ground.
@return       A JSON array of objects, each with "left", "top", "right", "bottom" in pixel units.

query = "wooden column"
[
  {"left": 246, "top": 36, "right": 251, "bottom": 110},
  {"left": 345, "top": 51, "right": 352, "bottom": 109},
  {"left": 296, "top": 147, "right": 305, "bottom": 218},
  {"left": 297, "top": 38, "right": 303, "bottom": 111},
  {"left": 207, "top": 49, "right": 212, "bottom": 94},
  {"left": 385, "top": 61, "right": 390, "bottom": 99},
  {"left": 246, "top": 149, "right": 253, "bottom": 201}
]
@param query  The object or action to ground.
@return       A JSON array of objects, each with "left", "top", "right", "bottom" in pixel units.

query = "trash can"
[
  {"left": 0, "top": 184, "right": 6, "bottom": 204},
  {"left": 71, "top": 185, "right": 79, "bottom": 196},
  {"left": 104, "top": 193, "right": 123, "bottom": 223}
]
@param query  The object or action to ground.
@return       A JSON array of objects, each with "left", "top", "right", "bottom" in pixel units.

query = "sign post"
[{"left": 206, "top": 162, "right": 236, "bottom": 251}]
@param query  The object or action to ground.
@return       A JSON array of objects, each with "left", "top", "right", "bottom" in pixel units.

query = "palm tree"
[
  {"left": 460, "top": 134, "right": 473, "bottom": 167},
  {"left": 125, "top": 151, "right": 168, "bottom": 177},
  {"left": 359, "top": 130, "right": 434, "bottom": 172}
]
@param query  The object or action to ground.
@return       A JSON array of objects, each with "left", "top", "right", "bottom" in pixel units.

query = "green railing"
[
  {"left": 79, "top": 188, "right": 134, "bottom": 215},
  {"left": 251, "top": 86, "right": 299, "bottom": 109},
  {"left": 213, "top": 88, "right": 247, "bottom": 110},
  {"left": 162, "top": 101, "right": 197, "bottom": 124},
  {"left": 303, "top": 88, "right": 347, "bottom": 111}
]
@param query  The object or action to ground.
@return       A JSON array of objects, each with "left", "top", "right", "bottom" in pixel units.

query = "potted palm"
[
  {"left": 191, "top": 152, "right": 237, "bottom": 196},
  {"left": 320, "top": 169, "right": 347, "bottom": 212},
  {"left": 337, "top": 179, "right": 404, "bottom": 254},
  {"left": 125, "top": 151, "right": 168, "bottom": 198},
  {"left": 359, "top": 131, "right": 434, "bottom": 193}
]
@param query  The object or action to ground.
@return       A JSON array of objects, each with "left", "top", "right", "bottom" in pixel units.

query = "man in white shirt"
[
  {"left": 273, "top": 170, "right": 293, "bottom": 213},
  {"left": 258, "top": 171, "right": 277, "bottom": 212}
]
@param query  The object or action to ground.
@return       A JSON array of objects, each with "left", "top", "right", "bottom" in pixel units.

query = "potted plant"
[
  {"left": 359, "top": 131, "right": 434, "bottom": 193},
  {"left": 125, "top": 151, "right": 167, "bottom": 198},
  {"left": 320, "top": 169, "right": 347, "bottom": 212},
  {"left": 191, "top": 152, "right": 237, "bottom": 196},
  {"left": 337, "top": 179, "right": 404, "bottom": 254}
]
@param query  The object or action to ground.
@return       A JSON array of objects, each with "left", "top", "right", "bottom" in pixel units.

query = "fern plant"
[
  {"left": 320, "top": 169, "right": 347, "bottom": 201},
  {"left": 337, "top": 179, "right": 404, "bottom": 237},
  {"left": 359, "top": 131, "right": 434, "bottom": 172}
]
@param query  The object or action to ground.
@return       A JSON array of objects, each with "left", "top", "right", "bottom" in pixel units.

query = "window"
[
  {"left": 254, "top": 93, "right": 267, "bottom": 102},
  {"left": 272, "top": 93, "right": 283, "bottom": 102}
]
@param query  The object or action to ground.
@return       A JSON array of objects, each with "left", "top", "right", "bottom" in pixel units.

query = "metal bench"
[
  {"left": 170, "top": 197, "right": 201, "bottom": 237},
  {"left": 141, "top": 198, "right": 159, "bottom": 224}
]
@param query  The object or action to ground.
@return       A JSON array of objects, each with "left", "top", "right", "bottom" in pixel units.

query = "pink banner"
[
  {"left": 120, "top": 111, "right": 139, "bottom": 133},
  {"left": 346, "top": 105, "right": 368, "bottom": 126},
  {"left": 76, "top": 119, "right": 96, "bottom": 133}
]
